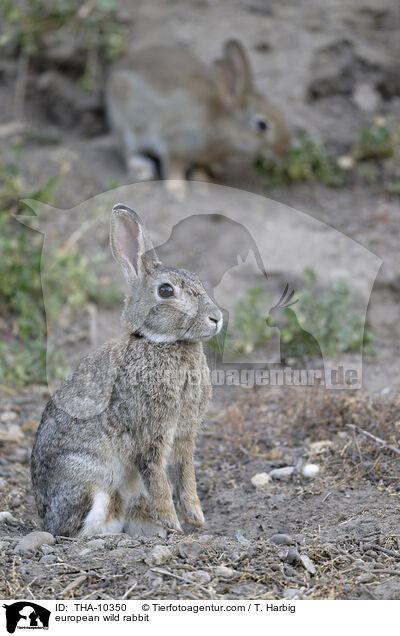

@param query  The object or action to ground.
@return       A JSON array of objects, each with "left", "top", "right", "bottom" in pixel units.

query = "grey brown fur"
[
  {"left": 106, "top": 39, "right": 290, "bottom": 184},
  {"left": 31, "top": 204, "right": 222, "bottom": 537}
]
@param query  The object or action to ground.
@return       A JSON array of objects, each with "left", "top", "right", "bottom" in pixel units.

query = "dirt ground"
[
  {"left": 1, "top": 386, "right": 400, "bottom": 600},
  {"left": 1, "top": 0, "right": 400, "bottom": 600}
]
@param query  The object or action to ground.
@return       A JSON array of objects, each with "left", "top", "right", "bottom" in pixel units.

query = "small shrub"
[
  {"left": 354, "top": 120, "right": 396, "bottom": 161},
  {"left": 0, "top": 0, "right": 129, "bottom": 90},
  {"left": 223, "top": 269, "right": 374, "bottom": 359},
  {"left": 219, "top": 286, "right": 274, "bottom": 357},
  {"left": 256, "top": 135, "right": 347, "bottom": 187},
  {"left": 281, "top": 268, "right": 375, "bottom": 357},
  {"left": 0, "top": 152, "right": 121, "bottom": 386}
]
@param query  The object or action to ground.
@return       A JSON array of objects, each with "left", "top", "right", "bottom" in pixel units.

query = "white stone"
[
  {"left": 0, "top": 511, "right": 17, "bottom": 523},
  {"left": 269, "top": 466, "right": 295, "bottom": 480},
  {"left": 251, "top": 472, "right": 272, "bottom": 488},
  {"left": 308, "top": 440, "right": 334, "bottom": 454},
  {"left": 301, "top": 464, "right": 320, "bottom": 478},
  {"left": 0, "top": 411, "right": 17, "bottom": 423},
  {"left": 0, "top": 424, "right": 24, "bottom": 442},
  {"left": 352, "top": 83, "right": 380, "bottom": 112},
  {"left": 215, "top": 565, "right": 236, "bottom": 579},
  {"left": 337, "top": 155, "right": 355, "bottom": 170},
  {"left": 146, "top": 545, "right": 172, "bottom": 566},
  {"left": 14, "top": 531, "right": 55, "bottom": 554}
]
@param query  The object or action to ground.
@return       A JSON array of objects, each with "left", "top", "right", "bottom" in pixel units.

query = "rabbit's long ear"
[
  {"left": 212, "top": 59, "right": 243, "bottom": 107},
  {"left": 224, "top": 39, "right": 252, "bottom": 97},
  {"left": 110, "top": 203, "right": 160, "bottom": 283}
]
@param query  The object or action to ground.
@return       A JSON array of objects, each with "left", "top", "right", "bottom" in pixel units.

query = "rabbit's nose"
[
  {"left": 208, "top": 310, "right": 223, "bottom": 333},
  {"left": 208, "top": 309, "right": 222, "bottom": 324}
]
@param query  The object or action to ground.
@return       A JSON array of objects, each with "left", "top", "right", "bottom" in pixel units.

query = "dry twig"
[
  {"left": 346, "top": 424, "right": 400, "bottom": 457},
  {"left": 121, "top": 580, "right": 137, "bottom": 599}
]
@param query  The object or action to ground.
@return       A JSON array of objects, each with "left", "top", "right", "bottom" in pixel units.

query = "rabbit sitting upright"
[
  {"left": 106, "top": 39, "right": 290, "bottom": 184},
  {"left": 31, "top": 204, "right": 222, "bottom": 537}
]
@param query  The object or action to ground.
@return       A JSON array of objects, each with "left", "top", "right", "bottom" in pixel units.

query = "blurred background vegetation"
[{"left": 0, "top": 0, "right": 398, "bottom": 388}]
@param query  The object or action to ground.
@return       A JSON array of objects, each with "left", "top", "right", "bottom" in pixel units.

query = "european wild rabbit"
[
  {"left": 31, "top": 204, "right": 223, "bottom": 538},
  {"left": 106, "top": 39, "right": 290, "bottom": 183}
]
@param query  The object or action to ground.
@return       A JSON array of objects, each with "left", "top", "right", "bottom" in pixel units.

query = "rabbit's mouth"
[{"left": 209, "top": 316, "right": 223, "bottom": 336}]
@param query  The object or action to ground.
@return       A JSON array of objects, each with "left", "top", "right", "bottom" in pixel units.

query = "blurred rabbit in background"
[{"left": 106, "top": 39, "right": 290, "bottom": 188}]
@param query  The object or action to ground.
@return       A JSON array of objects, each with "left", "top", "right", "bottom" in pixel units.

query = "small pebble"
[
  {"left": 0, "top": 511, "right": 17, "bottom": 524},
  {"left": 78, "top": 548, "right": 92, "bottom": 557},
  {"left": 284, "top": 565, "right": 299, "bottom": 578},
  {"left": 251, "top": 473, "right": 272, "bottom": 488},
  {"left": 269, "top": 533, "right": 294, "bottom": 546},
  {"left": 0, "top": 424, "right": 24, "bottom": 443},
  {"left": 8, "top": 448, "right": 29, "bottom": 463},
  {"left": 117, "top": 537, "right": 134, "bottom": 548},
  {"left": 308, "top": 440, "right": 334, "bottom": 454},
  {"left": 146, "top": 545, "right": 172, "bottom": 566},
  {"left": 178, "top": 540, "right": 203, "bottom": 560},
  {"left": 357, "top": 572, "right": 375, "bottom": 584},
  {"left": 235, "top": 531, "right": 251, "bottom": 546},
  {"left": 293, "top": 534, "right": 306, "bottom": 546},
  {"left": 185, "top": 570, "right": 211, "bottom": 584},
  {"left": 151, "top": 576, "right": 163, "bottom": 587},
  {"left": 286, "top": 546, "right": 300, "bottom": 564},
  {"left": 0, "top": 411, "right": 17, "bottom": 423},
  {"left": 301, "top": 464, "right": 320, "bottom": 478},
  {"left": 215, "top": 565, "right": 236, "bottom": 579},
  {"left": 283, "top": 587, "right": 300, "bottom": 599},
  {"left": 337, "top": 155, "right": 355, "bottom": 170},
  {"left": 352, "top": 83, "right": 380, "bottom": 112},
  {"left": 197, "top": 535, "right": 213, "bottom": 544},
  {"left": 14, "top": 531, "right": 55, "bottom": 554},
  {"left": 40, "top": 554, "right": 57, "bottom": 564},
  {"left": 299, "top": 554, "right": 316, "bottom": 575},
  {"left": 86, "top": 538, "right": 105, "bottom": 550},
  {"left": 41, "top": 544, "right": 55, "bottom": 555},
  {"left": 0, "top": 478, "right": 7, "bottom": 489},
  {"left": 269, "top": 466, "right": 295, "bottom": 480}
]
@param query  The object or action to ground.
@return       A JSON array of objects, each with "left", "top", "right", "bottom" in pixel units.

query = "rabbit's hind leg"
[
  {"left": 127, "top": 155, "right": 156, "bottom": 181},
  {"left": 80, "top": 491, "right": 125, "bottom": 537},
  {"left": 41, "top": 485, "right": 93, "bottom": 537},
  {"left": 124, "top": 495, "right": 167, "bottom": 538}
]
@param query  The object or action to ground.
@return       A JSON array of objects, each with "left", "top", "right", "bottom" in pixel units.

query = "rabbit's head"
[
  {"left": 110, "top": 204, "right": 223, "bottom": 343},
  {"left": 212, "top": 40, "right": 291, "bottom": 158}
]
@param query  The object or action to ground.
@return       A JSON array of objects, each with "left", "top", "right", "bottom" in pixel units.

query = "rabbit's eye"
[
  {"left": 257, "top": 119, "right": 268, "bottom": 131},
  {"left": 158, "top": 283, "right": 174, "bottom": 298}
]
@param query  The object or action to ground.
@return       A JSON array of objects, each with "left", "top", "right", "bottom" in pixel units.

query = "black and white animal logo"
[{"left": 3, "top": 602, "right": 50, "bottom": 633}]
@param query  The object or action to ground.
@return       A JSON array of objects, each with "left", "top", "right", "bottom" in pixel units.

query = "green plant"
[
  {"left": 0, "top": 152, "right": 122, "bottom": 386},
  {"left": 354, "top": 121, "right": 396, "bottom": 161},
  {"left": 217, "top": 286, "right": 274, "bottom": 356},
  {"left": 281, "top": 268, "right": 374, "bottom": 357},
  {"left": 256, "top": 135, "right": 347, "bottom": 187},
  {"left": 224, "top": 269, "right": 374, "bottom": 359},
  {"left": 0, "top": 0, "right": 129, "bottom": 89}
]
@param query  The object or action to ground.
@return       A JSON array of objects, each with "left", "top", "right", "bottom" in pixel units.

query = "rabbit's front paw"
[
  {"left": 178, "top": 497, "right": 205, "bottom": 527},
  {"left": 150, "top": 506, "right": 183, "bottom": 534},
  {"left": 165, "top": 179, "right": 188, "bottom": 201}
]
